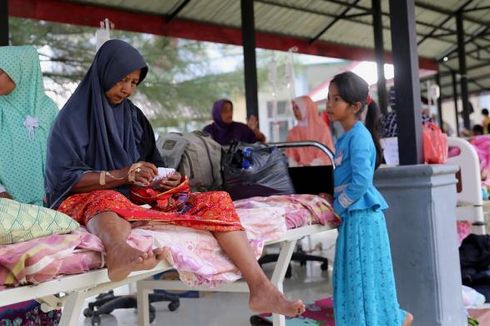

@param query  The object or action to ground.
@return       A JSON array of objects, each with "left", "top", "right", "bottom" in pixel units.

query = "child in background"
[
  {"left": 482, "top": 109, "right": 490, "bottom": 134},
  {"left": 326, "top": 72, "right": 413, "bottom": 326}
]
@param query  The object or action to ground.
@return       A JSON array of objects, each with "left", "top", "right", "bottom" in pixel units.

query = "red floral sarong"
[{"left": 58, "top": 180, "right": 243, "bottom": 232}]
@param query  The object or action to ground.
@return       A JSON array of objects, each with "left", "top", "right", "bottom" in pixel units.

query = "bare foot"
[
  {"left": 153, "top": 247, "right": 165, "bottom": 260},
  {"left": 403, "top": 312, "right": 413, "bottom": 326},
  {"left": 249, "top": 281, "right": 305, "bottom": 317},
  {"left": 106, "top": 243, "right": 161, "bottom": 281}
]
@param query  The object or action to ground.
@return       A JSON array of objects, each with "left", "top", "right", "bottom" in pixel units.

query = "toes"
[
  {"left": 153, "top": 248, "right": 164, "bottom": 255},
  {"left": 153, "top": 248, "right": 165, "bottom": 259},
  {"left": 135, "top": 256, "right": 144, "bottom": 263}
]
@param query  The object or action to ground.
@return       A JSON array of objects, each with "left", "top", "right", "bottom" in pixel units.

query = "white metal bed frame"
[
  {"left": 0, "top": 140, "right": 336, "bottom": 325},
  {"left": 0, "top": 223, "right": 334, "bottom": 326},
  {"left": 447, "top": 136, "right": 486, "bottom": 234}
]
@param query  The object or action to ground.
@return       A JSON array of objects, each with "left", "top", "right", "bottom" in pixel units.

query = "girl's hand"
[
  {"left": 158, "top": 172, "right": 182, "bottom": 191},
  {"left": 319, "top": 192, "right": 333, "bottom": 205},
  {"left": 130, "top": 161, "right": 157, "bottom": 186}
]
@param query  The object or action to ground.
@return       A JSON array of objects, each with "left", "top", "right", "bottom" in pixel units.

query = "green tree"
[{"left": 8, "top": 18, "right": 250, "bottom": 127}]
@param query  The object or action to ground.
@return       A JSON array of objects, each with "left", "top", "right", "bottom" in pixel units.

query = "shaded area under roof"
[{"left": 8, "top": 0, "right": 490, "bottom": 100}]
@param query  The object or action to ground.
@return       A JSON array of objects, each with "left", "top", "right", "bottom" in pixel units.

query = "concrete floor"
[{"left": 78, "top": 230, "right": 338, "bottom": 326}]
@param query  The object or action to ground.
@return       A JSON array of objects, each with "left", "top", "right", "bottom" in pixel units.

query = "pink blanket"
[
  {"left": 0, "top": 194, "right": 336, "bottom": 288},
  {"left": 470, "top": 136, "right": 490, "bottom": 186}
]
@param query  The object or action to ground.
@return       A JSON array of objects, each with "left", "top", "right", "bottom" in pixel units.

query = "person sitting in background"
[
  {"left": 472, "top": 124, "right": 484, "bottom": 136},
  {"left": 379, "top": 97, "right": 432, "bottom": 138},
  {"left": 203, "top": 99, "right": 266, "bottom": 145},
  {"left": 45, "top": 40, "right": 304, "bottom": 317},
  {"left": 482, "top": 109, "right": 490, "bottom": 134},
  {"left": 0, "top": 45, "right": 61, "bottom": 325},
  {"left": 285, "top": 95, "right": 334, "bottom": 166}
]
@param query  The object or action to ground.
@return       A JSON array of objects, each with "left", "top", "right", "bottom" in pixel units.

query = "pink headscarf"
[{"left": 286, "top": 96, "right": 334, "bottom": 166}]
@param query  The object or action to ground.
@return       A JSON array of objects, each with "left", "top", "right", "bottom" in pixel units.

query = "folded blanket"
[{"left": 0, "top": 194, "right": 336, "bottom": 288}]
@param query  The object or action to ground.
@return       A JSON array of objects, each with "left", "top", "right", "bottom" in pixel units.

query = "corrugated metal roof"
[{"left": 15, "top": 0, "right": 490, "bottom": 98}]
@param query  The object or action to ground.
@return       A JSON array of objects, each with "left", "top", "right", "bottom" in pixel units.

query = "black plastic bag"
[{"left": 222, "top": 142, "right": 295, "bottom": 200}]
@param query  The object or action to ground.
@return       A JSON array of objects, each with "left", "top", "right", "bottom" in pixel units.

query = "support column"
[
  {"left": 372, "top": 0, "right": 387, "bottom": 115},
  {"left": 0, "top": 0, "right": 8, "bottom": 46},
  {"left": 375, "top": 165, "right": 465, "bottom": 326},
  {"left": 452, "top": 70, "right": 461, "bottom": 137},
  {"left": 388, "top": 0, "right": 423, "bottom": 165},
  {"left": 241, "top": 0, "right": 259, "bottom": 119},
  {"left": 435, "top": 70, "right": 444, "bottom": 130},
  {"left": 456, "top": 11, "right": 471, "bottom": 130}
]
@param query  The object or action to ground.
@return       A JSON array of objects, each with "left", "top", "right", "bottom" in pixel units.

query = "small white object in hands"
[{"left": 150, "top": 167, "right": 176, "bottom": 188}]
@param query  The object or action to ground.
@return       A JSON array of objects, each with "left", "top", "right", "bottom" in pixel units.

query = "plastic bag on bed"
[
  {"left": 222, "top": 142, "right": 295, "bottom": 200},
  {"left": 423, "top": 122, "right": 448, "bottom": 164}
]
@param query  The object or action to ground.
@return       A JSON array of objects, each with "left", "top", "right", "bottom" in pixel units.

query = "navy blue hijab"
[{"left": 45, "top": 39, "right": 163, "bottom": 208}]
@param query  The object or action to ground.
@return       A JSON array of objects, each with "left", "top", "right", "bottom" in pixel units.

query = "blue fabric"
[
  {"left": 202, "top": 99, "right": 256, "bottom": 146},
  {"left": 45, "top": 39, "right": 162, "bottom": 208},
  {"left": 333, "top": 209, "right": 406, "bottom": 326},
  {"left": 332, "top": 121, "right": 388, "bottom": 216}
]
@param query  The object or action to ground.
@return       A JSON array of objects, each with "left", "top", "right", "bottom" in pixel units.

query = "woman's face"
[
  {"left": 292, "top": 101, "right": 303, "bottom": 120},
  {"left": 105, "top": 69, "right": 141, "bottom": 105},
  {"left": 221, "top": 101, "right": 233, "bottom": 124},
  {"left": 0, "top": 69, "right": 16, "bottom": 96}
]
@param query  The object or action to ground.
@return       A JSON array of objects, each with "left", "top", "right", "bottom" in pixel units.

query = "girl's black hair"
[{"left": 331, "top": 71, "right": 383, "bottom": 169}]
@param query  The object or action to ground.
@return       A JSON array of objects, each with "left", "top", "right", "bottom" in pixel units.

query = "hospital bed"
[
  {"left": 0, "top": 141, "right": 336, "bottom": 326},
  {"left": 446, "top": 137, "right": 486, "bottom": 234}
]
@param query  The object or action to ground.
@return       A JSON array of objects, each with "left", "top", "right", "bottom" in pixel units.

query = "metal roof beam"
[
  {"left": 438, "top": 25, "right": 490, "bottom": 60},
  {"left": 256, "top": 0, "right": 339, "bottom": 19},
  {"left": 446, "top": 41, "right": 490, "bottom": 60},
  {"left": 414, "top": 1, "right": 488, "bottom": 26},
  {"left": 320, "top": 0, "right": 481, "bottom": 41},
  {"left": 417, "top": 0, "right": 473, "bottom": 47},
  {"left": 463, "top": 5, "right": 490, "bottom": 13},
  {"left": 259, "top": 0, "right": 459, "bottom": 45},
  {"left": 166, "top": 0, "right": 191, "bottom": 23},
  {"left": 344, "top": 12, "right": 371, "bottom": 19},
  {"left": 430, "top": 32, "right": 456, "bottom": 38},
  {"left": 310, "top": 0, "right": 362, "bottom": 44}
]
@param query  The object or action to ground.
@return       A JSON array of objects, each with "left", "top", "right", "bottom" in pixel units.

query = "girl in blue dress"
[{"left": 327, "top": 72, "right": 413, "bottom": 326}]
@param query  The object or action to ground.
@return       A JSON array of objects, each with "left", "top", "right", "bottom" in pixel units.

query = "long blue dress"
[{"left": 332, "top": 121, "right": 406, "bottom": 326}]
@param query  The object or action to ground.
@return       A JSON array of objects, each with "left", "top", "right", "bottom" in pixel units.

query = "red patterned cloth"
[{"left": 58, "top": 186, "right": 243, "bottom": 232}]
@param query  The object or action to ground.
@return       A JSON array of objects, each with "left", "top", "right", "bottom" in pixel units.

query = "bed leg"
[
  {"left": 270, "top": 240, "right": 297, "bottom": 326},
  {"left": 59, "top": 291, "right": 87, "bottom": 326},
  {"left": 137, "top": 281, "right": 151, "bottom": 326}
]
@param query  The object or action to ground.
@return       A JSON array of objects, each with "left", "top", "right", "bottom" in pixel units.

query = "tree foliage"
[{"left": 8, "top": 18, "right": 254, "bottom": 126}]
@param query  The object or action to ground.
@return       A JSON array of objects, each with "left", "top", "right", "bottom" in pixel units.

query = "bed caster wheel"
[
  {"left": 168, "top": 301, "right": 180, "bottom": 311},
  {"left": 83, "top": 307, "right": 93, "bottom": 317},
  {"left": 321, "top": 262, "right": 328, "bottom": 271}
]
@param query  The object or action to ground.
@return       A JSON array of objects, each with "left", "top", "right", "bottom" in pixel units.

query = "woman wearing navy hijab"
[{"left": 46, "top": 40, "right": 304, "bottom": 317}]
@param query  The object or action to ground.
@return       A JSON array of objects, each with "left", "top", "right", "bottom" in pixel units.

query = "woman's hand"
[
  {"left": 130, "top": 161, "right": 158, "bottom": 187},
  {"left": 247, "top": 114, "right": 259, "bottom": 131},
  {"left": 157, "top": 171, "right": 182, "bottom": 191}
]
